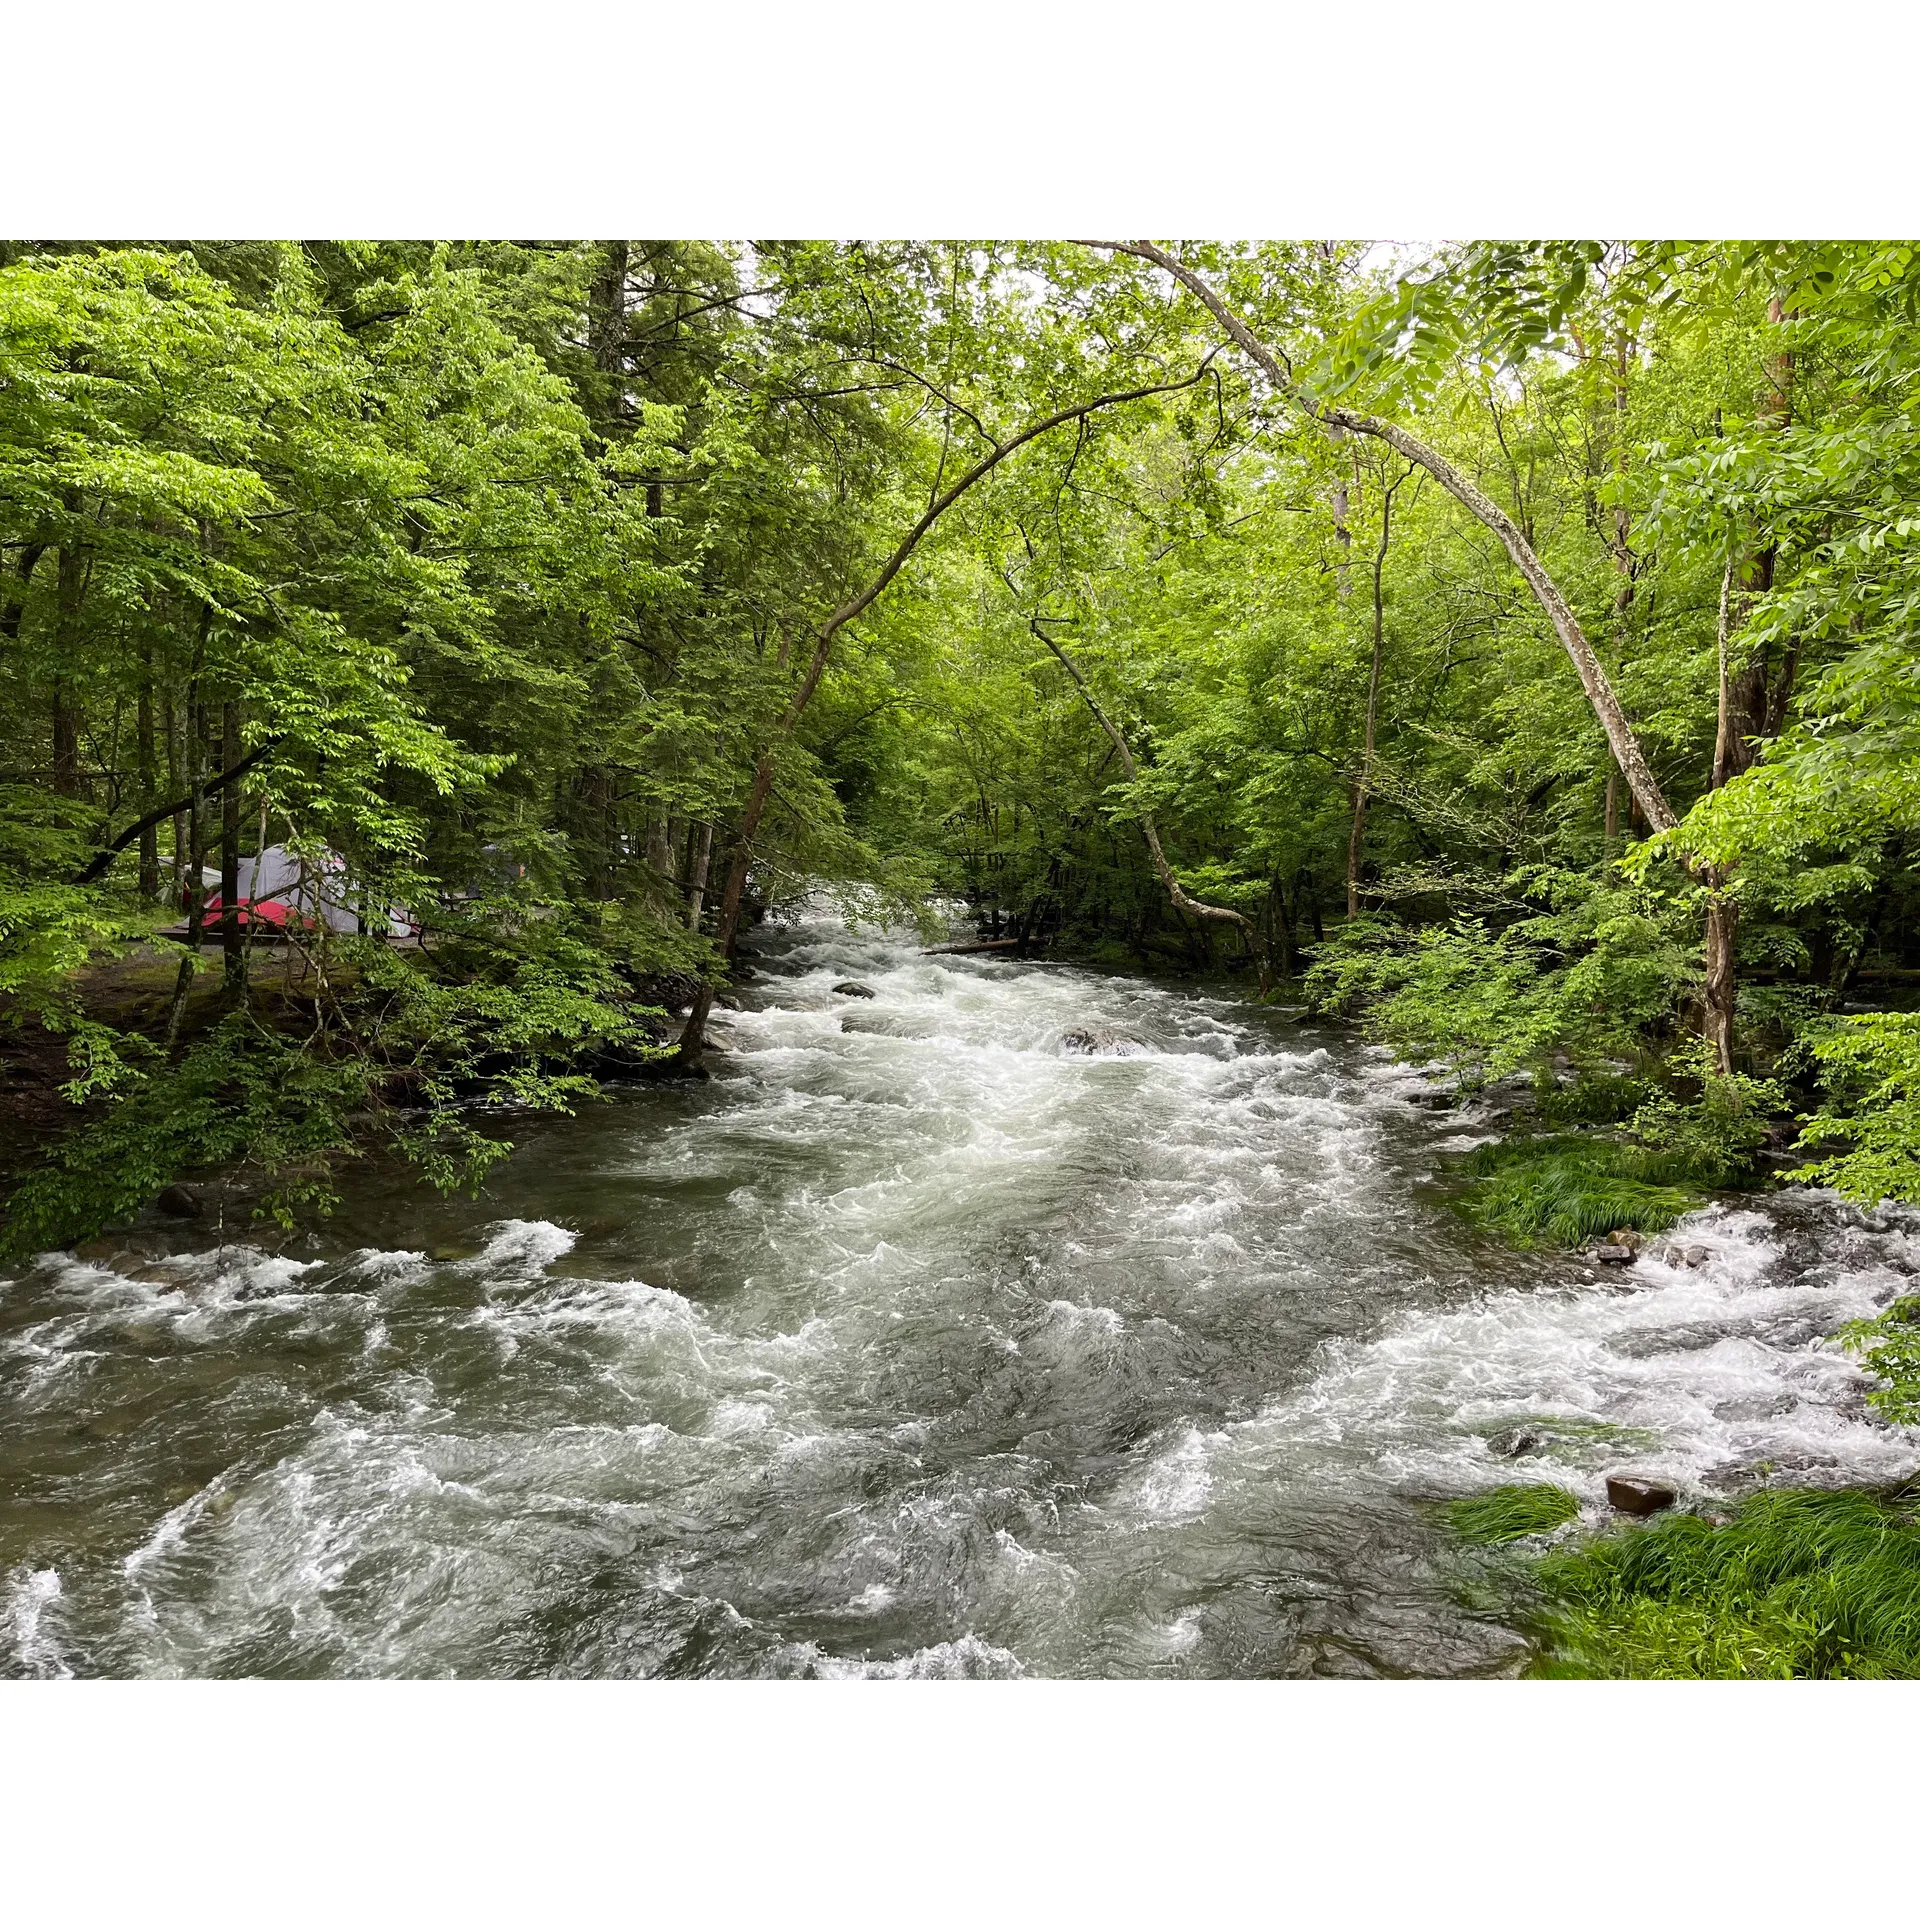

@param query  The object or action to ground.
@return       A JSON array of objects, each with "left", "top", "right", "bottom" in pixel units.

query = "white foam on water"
[
  {"left": 805, "top": 1632, "right": 1025, "bottom": 1679},
  {"left": 351, "top": 1248, "right": 430, "bottom": 1281},
  {"left": 1154, "top": 1197, "right": 1920, "bottom": 1526},
  {"left": 2, "top": 1244, "right": 350, "bottom": 1403},
  {"left": 464, "top": 1218, "right": 578, "bottom": 1279},
  {"left": 4, "top": 1568, "right": 73, "bottom": 1679},
  {"left": 124, "top": 1469, "right": 243, "bottom": 1590},
  {"left": 1038, "top": 1299, "right": 1125, "bottom": 1341},
  {"left": 1122, "top": 1426, "right": 1217, "bottom": 1520},
  {"left": 1157, "top": 1606, "right": 1205, "bottom": 1658}
]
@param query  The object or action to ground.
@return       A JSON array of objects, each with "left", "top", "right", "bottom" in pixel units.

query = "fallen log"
[{"left": 920, "top": 938, "right": 1025, "bottom": 956}]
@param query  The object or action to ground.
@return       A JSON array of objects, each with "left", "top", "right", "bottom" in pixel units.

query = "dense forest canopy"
[{"left": 6, "top": 238, "right": 1920, "bottom": 1257}]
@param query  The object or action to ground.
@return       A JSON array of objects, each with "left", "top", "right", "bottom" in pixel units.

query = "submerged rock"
[
  {"left": 1606, "top": 1475, "right": 1677, "bottom": 1517},
  {"left": 1061, "top": 1025, "right": 1148, "bottom": 1057},
  {"left": 832, "top": 981, "right": 876, "bottom": 998},
  {"left": 1487, "top": 1426, "right": 1545, "bottom": 1459},
  {"left": 1713, "top": 1392, "right": 1798, "bottom": 1422}
]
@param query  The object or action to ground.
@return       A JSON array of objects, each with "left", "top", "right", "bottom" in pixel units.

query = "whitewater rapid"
[{"left": 5, "top": 911, "right": 1918, "bottom": 1677}]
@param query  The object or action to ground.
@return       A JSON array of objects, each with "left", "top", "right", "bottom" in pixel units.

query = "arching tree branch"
[
  {"left": 70, "top": 741, "right": 277, "bottom": 884},
  {"left": 675, "top": 351, "right": 1226, "bottom": 1067},
  {"left": 1082, "top": 239, "right": 1676, "bottom": 832}
]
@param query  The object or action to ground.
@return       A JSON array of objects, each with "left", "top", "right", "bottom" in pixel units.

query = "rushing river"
[{"left": 6, "top": 912, "right": 1920, "bottom": 1678}]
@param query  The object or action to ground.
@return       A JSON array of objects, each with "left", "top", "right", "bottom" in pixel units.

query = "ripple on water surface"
[{"left": 4, "top": 911, "right": 1917, "bottom": 1677}]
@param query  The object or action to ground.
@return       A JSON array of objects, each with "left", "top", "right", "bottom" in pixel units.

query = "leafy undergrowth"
[
  {"left": 0, "top": 922, "right": 667, "bottom": 1257},
  {"left": 1529, "top": 1488, "right": 1920, "bottom": 1678},
  {"left": 1456, "top": 1135, "right": 1700, "bottom": 1248},
  {"left": 1446, "top": 1483, "right": 1580, "bottom": 1544},
  {"left": 1842, "top": 1294, "right": 1920, "bottom": 1425}
]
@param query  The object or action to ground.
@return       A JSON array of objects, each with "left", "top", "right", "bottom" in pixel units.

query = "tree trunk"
[
  {"left": 1700, "top": 564, "right": 1747, "bottom": 1075},
  {"left": 220, "top": 701, "right": 244, "bottom": 1000},
  {"left": 1697, "top": 294, "right": 1796, "bottom": 1071},
  {"left": 685, "top": 821, "right": 714, "bottom": 931},
  {"left": 1721, "top": 294, "right": 1796, "bottom": 781},
  {"left": 645, "top": 812, "right": 673, "bottom": 882},
  {"left": 50, "top": 542, "right": 85, "bottom": 799},
  {"left": 587, "top": 241, "right": 631, "bottom": 441},
  {"left": 1346, "top": 466, "right": 1401, "bottom": 918},
  {"left": 1703, "top": 892, "right": 1738, "bottom": 1077},
  {"left": 166, "top": 689, "right": 185, "bottom": 903},
  {"left": 1, "top": 542, "right": 45, "bottom": 646},
  {"left": 1713, "top": 561, "right": 1738, "bottom": 792},
  {"left": 579, "top": 766, "right": 619, "bottom": 899},
  {"left": 241, "top": 791, "right": 271, "bottom": 1000},
  {"left": 1269, "top": 873, "right": 1295, "bottom": 981},
  {"left": 136, "top": 656, "right": 159, "bottom": 901},
  {"left": 1329, "top": 423, "right": 1352, "bottom": 604},
  {"left": 164, "top": 697, "right": 210, "bottom": 1053},
  {"left": 577, "top": 244, "right": 632, "bottom": 899},
  {"left": 1610, "top": 330, "right": 1635, "bottom": 611},
  {"left": 50, "top": 684, "right": 80, "bottom": 799},
  {"left": 1014, "top": 892, "right": 1045, "bottom": 959}
]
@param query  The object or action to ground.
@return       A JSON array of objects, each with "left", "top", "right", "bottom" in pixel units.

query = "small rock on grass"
[{"left": 1606, "top": 1475, "right": 1677, "bottom": 1517}]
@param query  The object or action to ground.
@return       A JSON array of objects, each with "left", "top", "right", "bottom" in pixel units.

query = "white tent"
[{"left": 163, "top": 845, "right": 417, "bottom": 939}]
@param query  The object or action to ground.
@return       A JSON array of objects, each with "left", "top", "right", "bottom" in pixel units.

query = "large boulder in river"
[
  {"left": 1061, "top": 1025, "right": 1148, "bottom": 1057},
  {"left": 1605, "top": 1475, "right": 1676, "bottom": 1517},
  {"left": 833, "top": 981, "right": 876, "bottom": 998}
]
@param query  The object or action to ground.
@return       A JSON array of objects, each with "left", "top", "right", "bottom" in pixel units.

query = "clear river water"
[{"left": 6, "top": 911, "right": 1920, "bottom": 1678}]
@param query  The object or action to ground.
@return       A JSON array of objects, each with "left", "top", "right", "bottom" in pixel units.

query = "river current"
[{"left": 6, "top": 911, "right": 1920, "bottom": 1678}]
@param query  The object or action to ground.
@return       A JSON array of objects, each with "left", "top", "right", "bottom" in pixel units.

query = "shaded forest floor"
[{"left": 0, "top": 944, "right": 328, "bottom": 1193}]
